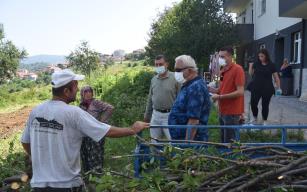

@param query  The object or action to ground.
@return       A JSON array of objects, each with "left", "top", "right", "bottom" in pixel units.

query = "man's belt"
[
  {"left": 155, "top": 109, "right": 171, "bottom": 113},
  {"left": 33, "top": 186, "right": 82, "bottom": 192}
]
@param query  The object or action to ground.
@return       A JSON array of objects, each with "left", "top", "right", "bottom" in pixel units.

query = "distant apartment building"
[
  {"left": 224, "top": 0, "right": 307, "bottom": 100},
  {"left": 99, "top": 54, "right": 113, "bottom": 64},
  {"left": 44, "top": 65, "right": 62, "bottom": 74},
  {"left": 16, "top": 69, "right": 38, "bottom": 81}
]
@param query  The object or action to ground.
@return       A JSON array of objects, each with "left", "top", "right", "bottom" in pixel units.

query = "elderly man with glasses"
[{"left": 168, "top": 55, "right": 211, "bottom": 141}]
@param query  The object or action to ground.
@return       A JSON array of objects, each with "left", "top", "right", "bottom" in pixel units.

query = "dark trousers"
[
  {"left": 33, "top": 186, "right": 82, "bottom": 192},
  {"left": 250, "top": 91, "right": 273, "bottom": 121},
  {"left": 219, "top": 115, "right": 240, "bottom": 143}
]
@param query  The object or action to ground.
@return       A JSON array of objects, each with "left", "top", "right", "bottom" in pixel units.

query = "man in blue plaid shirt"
[{"left": 168, "top": 55, "right": 211, "bottom": 141}]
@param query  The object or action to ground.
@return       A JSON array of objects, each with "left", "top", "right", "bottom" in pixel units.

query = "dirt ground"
[{"left": 0, "top": 106, "right": 32, "bottom": 139}]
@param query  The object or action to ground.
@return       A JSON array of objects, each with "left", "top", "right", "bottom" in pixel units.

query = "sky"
[{"left": 0, "top": 0, "right": 180, "bottom": 56}]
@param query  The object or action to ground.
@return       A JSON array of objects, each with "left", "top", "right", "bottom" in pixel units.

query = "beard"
[{"left": 66, "top": 94, "right": 76, "bottom": 103}]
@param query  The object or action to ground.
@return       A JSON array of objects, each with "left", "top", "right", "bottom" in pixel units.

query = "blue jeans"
[{"left": 219, "top": 115, "right": 240, "bottom": 143}]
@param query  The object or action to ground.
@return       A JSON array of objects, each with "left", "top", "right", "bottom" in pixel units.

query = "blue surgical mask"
[
  {"left": 218, "top": 58, "right": 227, "bottom": 67},
  {"left": 155, "top": 66, "right": 166, "bottom": 74}
]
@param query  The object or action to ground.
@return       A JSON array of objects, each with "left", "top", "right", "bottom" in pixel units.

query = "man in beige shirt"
[{"left": 144, "top": 55, "right": 181, "bottom": 142}]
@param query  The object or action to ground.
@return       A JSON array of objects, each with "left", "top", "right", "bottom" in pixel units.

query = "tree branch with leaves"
[
  {"left": 0, "top": 29, "right": 27, "bottom": 84},
  {"left": 66, "top": 41, "right": 101, "bottom": 77}
]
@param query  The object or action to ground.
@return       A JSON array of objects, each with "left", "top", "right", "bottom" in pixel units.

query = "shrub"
[{"left": 91, "top": 66, "right": 154, "bottom": 126}]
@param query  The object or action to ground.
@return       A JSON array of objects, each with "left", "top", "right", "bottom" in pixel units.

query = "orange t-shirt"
[{"left": 219, "top": 63, "right": 245, "bottom": 115}]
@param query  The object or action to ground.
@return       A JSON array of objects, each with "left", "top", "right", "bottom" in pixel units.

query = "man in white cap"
[{"left": 21, "top": 69, "right": 149, "bottom": 192}]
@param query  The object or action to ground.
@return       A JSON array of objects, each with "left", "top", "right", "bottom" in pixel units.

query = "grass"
[
  {"left": 0, "top": 86, "right": 50, "bottom": 113},
  {"left": 0, "top": 63, "right": 154, "bottom": 188},
  {"left": 1, "top": 62, "right": 306, "bottom": 191},
  {"left": 0, "top": 132, "right": 25, "bottom": 180}
]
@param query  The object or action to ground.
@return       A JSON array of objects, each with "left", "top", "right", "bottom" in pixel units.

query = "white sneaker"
[
  {"left": 248, "top": 116, "right": 258, "bottom": 124},
  {"left": 263, "top": 120, "right": 268, "bottom": 126}
]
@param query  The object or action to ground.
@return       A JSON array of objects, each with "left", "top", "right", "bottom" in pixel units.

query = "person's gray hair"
[{"left": 175, "top": 55, "right": 198, "bottom": 71}]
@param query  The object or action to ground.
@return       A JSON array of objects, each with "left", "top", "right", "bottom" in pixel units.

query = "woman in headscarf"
[{"left": 80, "top": 85, "right": 114, "bottom": 173}]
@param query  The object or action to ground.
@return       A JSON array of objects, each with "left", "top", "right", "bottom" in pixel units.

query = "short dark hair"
[
  {"left": 155, "top": 55, "right": 168, "bottom": 63},
  {"left": 220, "top": 46, "right": 234, "bottom": 56},
  {"left": 52, "top": 81, "right": 74, "bottom": 97}
]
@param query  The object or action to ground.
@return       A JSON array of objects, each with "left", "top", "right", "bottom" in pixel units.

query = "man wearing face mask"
[
  {"left": 168, "top": 55, "right": 211, "bottom": 141},
  {"left": 209, "top": 46, "right": 245, "bottom": 143},
  {"left": 144, "top": 55, "right": 181, "bottom": 142}
]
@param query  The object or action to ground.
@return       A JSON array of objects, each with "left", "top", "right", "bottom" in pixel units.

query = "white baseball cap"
[{"left": 51, "top": 69, "right": 85, "bottom": 88}]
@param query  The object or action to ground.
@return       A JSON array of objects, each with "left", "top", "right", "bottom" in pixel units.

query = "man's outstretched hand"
[{"left": 132, "top": 121, "right": 150, "bottom": 134}]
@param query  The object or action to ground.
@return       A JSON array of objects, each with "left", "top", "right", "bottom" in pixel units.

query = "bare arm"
[
  {"left": 185, "top": 118, "right": 199, "bottom": 140},
  {"left": 105, "top": 121, "right": 149, "bottom": 138},
  {"left": 100, "top": 105, "right": 114, "bottom": 123},
  {"left": 212, "top": 85, "right": 244, "bottom": 101},
  {"left": 248, "top": 62, "right": 254, "bottom": 76},
  {"left": 22, "top": 142, "right": 31, "bottom": 156},
  {"left": 273, "top": 72, "right": 281, "bottom": 89}
]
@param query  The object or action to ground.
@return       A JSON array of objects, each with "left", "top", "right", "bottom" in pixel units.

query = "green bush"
[
  {"left": 35, "top": 72, "right": 51, "bottom": 85},
  {"left": 0, "top": 85, "right": 50, "bottom": 110},
  {"left": 0, "top": 133, "right": 29, "bottom": 190},
  {"left": 89, "top": 65, "right": 154, "bottom": 126}
]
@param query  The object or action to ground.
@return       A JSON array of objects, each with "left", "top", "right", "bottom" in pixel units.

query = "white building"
[{"left": 224, "top": 0, "right": 307, "bottom": 100}]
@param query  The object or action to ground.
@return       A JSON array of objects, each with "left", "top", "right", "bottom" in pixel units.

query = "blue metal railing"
[
  {"left": 148, "top": 125, "right": 307, "bottom": 144},
  {"left": 134, "top": 124, "right": 307, "bottom": 177}
]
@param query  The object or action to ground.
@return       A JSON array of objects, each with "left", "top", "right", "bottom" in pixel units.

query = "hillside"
[{"left": 21, "top": 54, "right": 66, "bottom": 65}]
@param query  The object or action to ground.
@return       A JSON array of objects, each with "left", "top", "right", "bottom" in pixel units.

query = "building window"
[
  {"left": 292, "top": 31, "right": 302, "bottom": 64},
  {"left": 259, "top": 44, "right": 266, "bottom": 49},
  {"left": 258, "top": 0, "right": 266, "bottom": 17}
]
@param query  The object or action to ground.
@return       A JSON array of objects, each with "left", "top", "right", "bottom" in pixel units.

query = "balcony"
[
  {"left": 279, "top": 0, "right": 307, "bottom": 19},
  {"left": 235, "top": 24, "right": 254, "bottom": 44},
  {"left": 224, "top": 0, "right": 250, "bottom": 13}
]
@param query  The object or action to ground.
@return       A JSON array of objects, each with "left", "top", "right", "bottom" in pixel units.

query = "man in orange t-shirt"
[{"left": 209, "top": 46, "right": 245, "bottom": 143}]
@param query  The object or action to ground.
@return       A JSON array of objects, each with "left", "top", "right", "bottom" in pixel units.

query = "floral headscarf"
[{"left": 80, "top": 85, "right": 94, "bottom": 109}]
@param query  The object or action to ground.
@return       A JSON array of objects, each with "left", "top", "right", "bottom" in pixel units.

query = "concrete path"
[{"left": 244, "top": 91, "right": 307, "bottom": 125}]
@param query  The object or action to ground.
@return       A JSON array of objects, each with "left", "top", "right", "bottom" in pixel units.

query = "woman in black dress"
[{"left": 248, "top": 49, "right": 281, "bottom": 125}]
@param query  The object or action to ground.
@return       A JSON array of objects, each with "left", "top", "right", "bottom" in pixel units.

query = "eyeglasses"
[{"left": 174, "top": 67, "right": 193, "bottom": 72}]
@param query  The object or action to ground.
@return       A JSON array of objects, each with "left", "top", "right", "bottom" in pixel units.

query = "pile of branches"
[{"left": 134, "top": 137, "right": 307, "bottom": 192}]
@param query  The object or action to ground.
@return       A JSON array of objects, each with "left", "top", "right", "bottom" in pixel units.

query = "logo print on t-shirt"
[{"left": 35, "top": 117, "right": 64, "bottom": 130}]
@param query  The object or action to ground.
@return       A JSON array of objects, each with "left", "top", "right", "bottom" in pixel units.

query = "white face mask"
[
  {"left": 218, "top": 57, "right": 227, "bottom": 67},
  {"left": 174, "top": 72, "right": 186, "bottom": 84},
  {"left": 155, "top": 66, "right": 166, "bottom": 74}
]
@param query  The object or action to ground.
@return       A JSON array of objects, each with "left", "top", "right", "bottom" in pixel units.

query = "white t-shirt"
[{"left": 21, "top": 100, "right": 110, "bottom": 188}]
